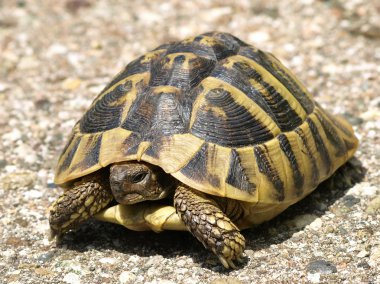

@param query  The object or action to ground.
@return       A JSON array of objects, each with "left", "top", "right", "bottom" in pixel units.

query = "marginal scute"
[
  {"left": 254, "top": 143, "right": 285, "bottom": 202},
  {"left": 294, "top": 125, "right": 320, "bottom": 187},
  {"left": 314, "top": 107, "right": 346, "bottom": 157},
  {"left": 277, "top": 133, "right": 304, "bottom": 196},
  {"left": 307, "top": 116, "right": 332, "bottom": 176},
  {"left": 180, "top": 143, "right": 221, "bottom": 189},
  {"left": 225, "top": 149, "right": 256, "bottom": 193},
  {"left": 57, "top": 135, "right": 81, "bottom": 175},
  {"left": 142, "top": 134, "right": 204, "bottom": 173},
  {"left": 68, "top": 134, "right": 103, "bottom": 174}
]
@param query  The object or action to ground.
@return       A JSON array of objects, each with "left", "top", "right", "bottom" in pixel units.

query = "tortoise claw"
[{"left": 218, "top": 256, "right": 238, "bottom": 269}]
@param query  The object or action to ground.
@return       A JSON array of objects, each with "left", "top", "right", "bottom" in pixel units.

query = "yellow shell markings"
[
  {"left": 140, "top": 49, "right": 166, "bottom": 64},
  {"left": 170, "top": 143, "right": 259, "bottom": 202},
  {"left": 55, "top": 71, "right": 152, "bottom": 185},
  {"left": 151, "top": 85, "right": 180, "bottom": 95},
  {"left": 308, "top": 112, "right": 337, "bottom": 178},
  {"left": 106, "top": 73, "right": 151, "bottom": 124},
  {"left": 316, "top": 105, "right": 358, "bottom": 150},
  {"left": 253, "top": 139, "right": 287, "bottom": 204},
  {"left": 99, "top": 128, "right": 134, "bottom": 167},
  {"left": 199, "top": 36, "right": 220, "bottom": 47},
  {"left": 163, "top": 52, "right": 200, "bottom": 69},
  {"left": 181, "top": 35, "right": 217, "bottom": 46},
  {"left": 264, "top": 51, "right": 314, "bottom": 103},
  {"left": 235, "top": 147, "right": 260, "bottom": 193},
  {"left": 142, "top": 133, "right": 205, "bottom": 173},
  {"left": 85, "top": 71, "right": 148, "bottom": 113},
  {"left": 189, "top": 76, "right": 282, "bottom": 137},
  {"left": 286, "top": 131, "right": 312, "bottom": 191},
  {"left": 223, "top": 55, "right": 309, "bottom": 120}
]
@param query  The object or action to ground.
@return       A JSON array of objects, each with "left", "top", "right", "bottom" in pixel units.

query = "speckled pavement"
[{"left": 1, "top": 1, "right": 379, "bottom": 283}]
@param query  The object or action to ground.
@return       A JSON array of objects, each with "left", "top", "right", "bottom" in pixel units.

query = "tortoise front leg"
[
  {"left": 49, "top": 173, "right": 113, "bottom": 239},
  {"left": 174, "top": 185, "right": 245, "bottom": 269}
]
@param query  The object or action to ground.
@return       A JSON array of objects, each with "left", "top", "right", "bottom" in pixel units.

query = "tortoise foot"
[
  {"left": 324, "top": 156, "right": 365, "bottom": 191},
  {"left": 49, "top": 173, "right": 112, "bottom": 239},
  {"left": 174, "top": 185, "right": 245, "bottom": 269}
]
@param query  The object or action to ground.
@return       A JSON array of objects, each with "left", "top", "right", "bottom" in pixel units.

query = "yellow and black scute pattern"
[{"left": 55, "top": 32, "right": 358, "bottom": 204}]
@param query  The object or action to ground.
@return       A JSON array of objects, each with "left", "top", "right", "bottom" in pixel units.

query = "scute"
[{"left": 55, "top": 32, "right": 358, "bottom": 205}]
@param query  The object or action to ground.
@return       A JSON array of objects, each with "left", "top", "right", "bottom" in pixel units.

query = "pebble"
[
  {"left": 182, "top": 278, "right": 199, "bottom": 284},
  {"left": 63, "top": 272, "right": 81, "bottom": 284},
  {"left": 61, "top": 260, "right": 83, "bottom": 273},
  {"left": 347, "top": 182, "right": 379, "bottom": 197},
  {"left": 306, "top": 260, "right": 337, "bottom": 274},
  {"left": 61, "top": 78, "right": 82, "bottom": 91},
  {"left": 2, "top": 129, "right": 22, "bottom": 142},
  {"left": 342, "top": 195, "right": 360, "bottom": 207},
  {"left": 248, "top": 31, "right": 270, "bottom": 43},
  {"left": 23, "top": 189, "right": 43, "bottom": 199},
  {"left": 17, "top": 56, "right": 40, "bottom": 70},
  {"left": 1, "top": 171, "right": 37, "bottom": 190},
  {"left": 176, "top": 259, "right": 187, "bottom": 267},
  {"left": 0, "top": 82, "right": 10, "bottom": 92},
  {"left": 34, "top": 267, "right": 53, "bottom": 276},
  {"left": 287, "top": 214, "right": 318, "bottom": 229},
  {"left": 119, "top": 271, "right": 136, "bottom": 284},
  {"left": 14, "top": 144, "right": 38, "bottom": 165},
  {"left": 206, "top": 7, "right": 232, "bottom": 21},
  {"left": 366, "top": 196, "right": 380, "bottom": 214},
  {"left": 210, "top": 277, "right": 243, "bottom": 284},
  {"left": 357, "top": 250, "right": 369, "bottom": 258},
  {"left": 308, "top": 218, "right": 323, "bottom": 231},
  {"left": 369, "top": 246, "right": 380, "bottom": 266},
  {"left": 46, "top": 43, "right": 68, "bottom": 57},
  {"left": 357, "top": 260, "right": 370, "bottom": 269},
  {"left": 145, "top": 280, "right": 176, "bottom": 284},
  {"left": 99, "top": 257, "right": 117, "bottom": 265},
  {"left": 360, "top": 110, "right": 380, "bottom": 120},
  {"left": 37, "top": 251, "right": 56, "bottom": 264},
  {"left": 307, "top": 273, "right": 321, "bottom": 284}
]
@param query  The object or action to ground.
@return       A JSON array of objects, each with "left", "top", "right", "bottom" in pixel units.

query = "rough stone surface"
[
  {"left": 1, "top": 0, "right": 379, "bottom": 283},
  {"left": 306, "top": 260, "right": 337, "bottom": 274}
]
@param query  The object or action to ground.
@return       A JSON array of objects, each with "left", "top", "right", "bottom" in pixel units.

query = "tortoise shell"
[{"left": 55, "top": 32, "right": 358, "bottom": 205}]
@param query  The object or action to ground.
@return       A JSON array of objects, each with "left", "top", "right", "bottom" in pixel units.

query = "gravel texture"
[{"left": 1, "top": 0, "right": 380, "bottom": 283}]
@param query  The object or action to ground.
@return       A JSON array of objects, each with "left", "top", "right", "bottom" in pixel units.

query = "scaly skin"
[
  {"left": 49, "top": 172, "right": 113, "bottom": 239},
  {"left": 174, "top": 185, "right": 245, "bottom": 269},
  {"left": 324, "top": 157, "right": 366, "bottom": 190}
]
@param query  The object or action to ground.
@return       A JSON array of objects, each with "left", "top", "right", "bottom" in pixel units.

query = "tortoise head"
[{"left": 109, "top": 162, "right": 174, "bottom": 204}]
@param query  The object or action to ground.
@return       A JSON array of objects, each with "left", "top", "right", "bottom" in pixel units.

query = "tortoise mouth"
[{"left": 114, "top": 192, "right": 145, "bottom": 205}]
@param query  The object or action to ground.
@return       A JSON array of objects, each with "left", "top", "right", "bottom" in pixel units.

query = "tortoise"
[{"left": 49, "top": 32, "right": 361, "bottom": 268}]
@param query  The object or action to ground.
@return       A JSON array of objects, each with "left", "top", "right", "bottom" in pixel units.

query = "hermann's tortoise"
[{"left": 49, "top": 32, "right": 361, "bottom": 268}]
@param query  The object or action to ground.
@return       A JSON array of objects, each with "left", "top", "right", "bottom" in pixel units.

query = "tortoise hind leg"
[
  {"left": 324, "top": 156, "right": 366, "bottom": 190},
  {"left": 49, "top": 172, "right": 113, "bottom": 239},
  {"left": 174, "top": 185, "right": 245, "bottom": 269}
]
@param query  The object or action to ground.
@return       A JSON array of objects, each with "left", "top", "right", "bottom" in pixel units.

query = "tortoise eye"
[{"left": 132, "top": 172, "right": 148, "bottom": 183}]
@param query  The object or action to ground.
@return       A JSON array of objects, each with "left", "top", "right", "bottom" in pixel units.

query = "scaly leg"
[
  {"left": 174, "top": 185, "right": 245, "bottom": 269},
  {"left": 49, "top": 172, "right": 113, "bottom": 239}
]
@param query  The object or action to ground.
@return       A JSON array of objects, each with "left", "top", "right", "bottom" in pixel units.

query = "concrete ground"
[{"left": 1, "top": 0, "right": 379, "bottom": 283}]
